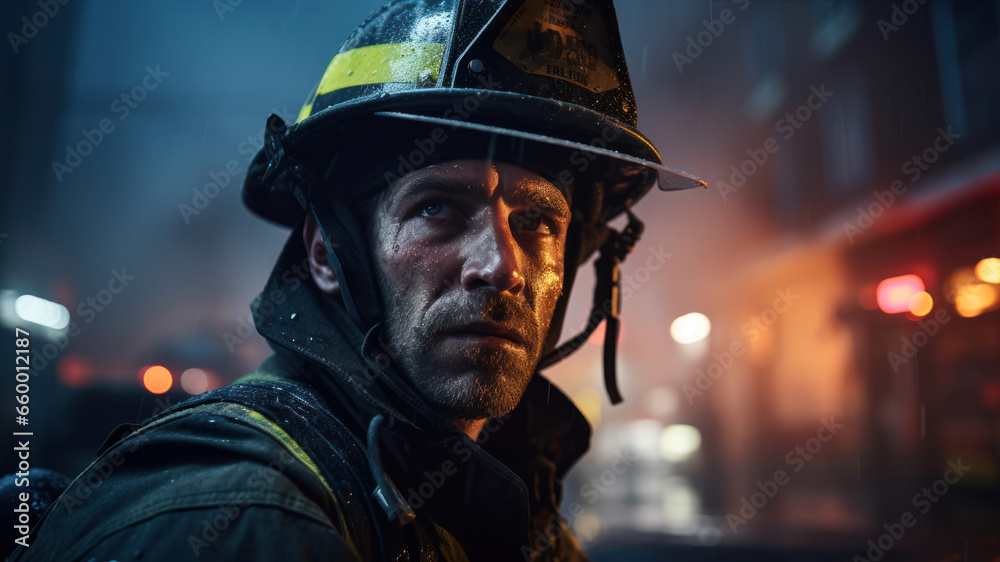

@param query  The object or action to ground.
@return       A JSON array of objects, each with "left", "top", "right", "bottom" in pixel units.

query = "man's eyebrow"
[
  {"left": 393, "top": 174, "right": 484, "bottom": 203},
  {"left": 393, "top": 172, "right": 571, "bottom": 219},
  {"left": 513, "top": 181, "right": 571, "bottom": 220}
]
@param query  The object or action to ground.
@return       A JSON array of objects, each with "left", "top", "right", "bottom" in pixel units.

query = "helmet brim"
[
  {"left": 244, "top": 88, "right": 706, "bottom": 226},
  {"left": 373, "top": 109, "right": 706, "bottom": 191}
]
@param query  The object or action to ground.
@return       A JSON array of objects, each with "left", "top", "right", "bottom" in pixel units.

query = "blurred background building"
[{"left": 1, "top": 1, "right": 997, "bottom": 560}]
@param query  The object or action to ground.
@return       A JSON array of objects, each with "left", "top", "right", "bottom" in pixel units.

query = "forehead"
[{"left": 384, "top": 159, "right": 570, "bottom": 216}]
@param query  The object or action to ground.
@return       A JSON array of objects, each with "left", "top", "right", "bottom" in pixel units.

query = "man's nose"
[{"left": 460, "top": 212, "right": 526, "bottom": 295}]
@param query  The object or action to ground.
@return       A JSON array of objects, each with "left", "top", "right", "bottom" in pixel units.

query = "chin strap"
[
  {"left": 262, "top": 113, "right": 382, "bottom": 331},
  {"left": 367, "top": 415, "right": 416, "bottom": 525},
  {"left": 538, "top": 210, "right": 644, "bottom": 404}
]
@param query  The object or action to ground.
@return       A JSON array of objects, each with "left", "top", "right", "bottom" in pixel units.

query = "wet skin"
[
  {"left": 305, "top": 159, "right": 570, "bottom": 435},
  {"left": 371, "top": 159, "right": 570, "bottom": 424}
]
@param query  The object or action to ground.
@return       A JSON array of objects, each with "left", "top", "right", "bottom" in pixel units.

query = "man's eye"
[
  {"left": 420, "top": 201, "right": 446, "bottom": 217},
  {"left": 412, "top": 199, "right": 463, "bottom": 224},
  {"left": 510, "top": 213, "right": 547, "bottom": 234}
]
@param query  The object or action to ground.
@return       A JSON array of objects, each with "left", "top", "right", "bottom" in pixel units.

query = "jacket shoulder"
[{"left": 19, "top": 396, "right": 358, "bottom": 561}]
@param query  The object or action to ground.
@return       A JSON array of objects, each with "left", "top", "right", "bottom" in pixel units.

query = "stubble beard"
[{"left": 379, "top": 284, "right": 543, "bottom": 421}]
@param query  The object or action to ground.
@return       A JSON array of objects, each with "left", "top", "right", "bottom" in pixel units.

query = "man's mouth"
[{"left": 439, "top": 321, "right": 529, "bottom": 348}]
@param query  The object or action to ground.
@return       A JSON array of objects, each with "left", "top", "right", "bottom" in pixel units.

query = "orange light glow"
[
  {"left": 955, "top": 282, "right": 998, "bottom": 318},
  {"left": 876, "top": 275, "right": 925, "bottom": 314},
  {"left": 908, "top": 291, "right": 933, "bottom": 317},
  {"left": 142, "top": 365, "right": 173, "bottom": 394},
  {"left": 975, "top": 257, "right": 1000, "bottom": 284}
]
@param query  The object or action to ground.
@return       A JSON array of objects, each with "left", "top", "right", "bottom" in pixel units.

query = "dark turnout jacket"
[{"left": 13, "top": 236, "right": 592, "bottom": 561}]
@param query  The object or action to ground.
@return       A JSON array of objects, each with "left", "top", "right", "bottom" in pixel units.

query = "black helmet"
[{"left": 243, "top": 0, "right": 704, "bottom": 403}]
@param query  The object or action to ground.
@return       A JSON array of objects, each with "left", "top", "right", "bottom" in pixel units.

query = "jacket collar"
[{"left": 252, "top": 231, "right": 592, "bottom": 550}]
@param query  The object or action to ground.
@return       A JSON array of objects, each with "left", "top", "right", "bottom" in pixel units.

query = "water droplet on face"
[
  {"left": 290, "top": 313, "right": 297, "bottom": 320},
  {"left": 346, "top": 69, "right": 354, "bottom": 77}
]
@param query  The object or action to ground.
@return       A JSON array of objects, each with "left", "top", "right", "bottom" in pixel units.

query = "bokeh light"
[
  {"left": 659, "top": 424, "right": 702, "bottom": 463},
  {"left": 180, "top": 368, "right": 210, "bottom": 395},
  {"left": 908, "top": 291, "right": 933, "bottom": 317},
  {"left": 14, "top": 294, "right": 70, "bottom": 330},
  {"left": 975, "top": 257, "right": 1000, "bottom": 284},
  {"left": 625, "top": 419, "right": 663, "bottom": 461},
  {"left": 142, "top": 365, "right": 173, "bottom": 394},
  {"left": 876, "top": 275, "right": 925, "bottom": 314},
  {"left": 955, "top": 282, "right": 998, "bottom": 318},
  {"left": 670, "top": 313, "right": 711, "bottom": 344}
]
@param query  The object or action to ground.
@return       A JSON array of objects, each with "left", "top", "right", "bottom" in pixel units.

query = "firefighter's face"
[{"left": 372, "top": 159, "right": 570, "bottom": 420}]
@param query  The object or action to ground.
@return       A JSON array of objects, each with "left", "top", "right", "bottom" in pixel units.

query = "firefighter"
[{"left": 12, "top": 0, "right": 702, "bottom": 560}]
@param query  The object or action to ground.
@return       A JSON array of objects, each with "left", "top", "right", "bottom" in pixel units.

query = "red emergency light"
[{"left": 876, "top": 274, "right": 925, "bottom": 314}]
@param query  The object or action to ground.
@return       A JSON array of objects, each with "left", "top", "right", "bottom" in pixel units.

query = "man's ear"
[{"left": 303, "top": 213, "right": 341, "bottom": 295}]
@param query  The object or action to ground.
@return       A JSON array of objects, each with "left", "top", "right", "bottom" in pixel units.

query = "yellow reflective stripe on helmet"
[
  {"left": 296, "top": 102, "right": 313, "bottom": 124},
  {"left": 316, "top": 42, "right": 444, "bottom": 96}
]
